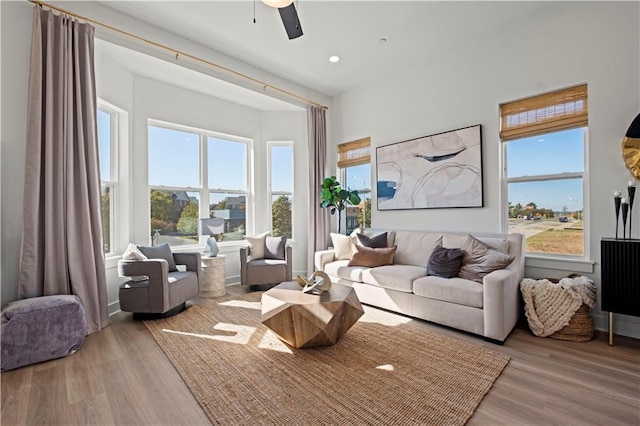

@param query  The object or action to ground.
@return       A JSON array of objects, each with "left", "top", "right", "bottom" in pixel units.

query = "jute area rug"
[{"left": 144, "top": 292, "right": 509, "bottom": 425}]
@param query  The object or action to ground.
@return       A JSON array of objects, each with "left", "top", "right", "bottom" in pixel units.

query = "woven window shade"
[
  {"left": 500, "top": 84, "right": 588, "bottom": 141},
  {"left": 338, "top": 137, "right": 371, "bottom": 168}
]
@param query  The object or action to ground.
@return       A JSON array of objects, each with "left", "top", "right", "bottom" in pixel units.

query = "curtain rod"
[{"left": 29, "top": 0, "right": 328, "bottom": 110}]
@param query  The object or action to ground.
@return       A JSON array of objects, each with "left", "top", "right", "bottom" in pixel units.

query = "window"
[
  {"left": 501, "top": 84, "right": 588, "bottom": 257},
  {"left": 268, "top": 143, "right": 293, "bottom": 238},
  {"left": 339, "top": 137, "right": 371, "bottom": 235},
  {"left": 148, "top": 121, "right": 250, "bottom": 246},
  {"left": 97, "top": 105, "right": 117, "bottom": 254}
]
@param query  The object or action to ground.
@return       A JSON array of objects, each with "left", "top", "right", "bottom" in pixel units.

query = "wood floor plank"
[{"left": 1, "top": 285, "right": 638, "bottom": 426}]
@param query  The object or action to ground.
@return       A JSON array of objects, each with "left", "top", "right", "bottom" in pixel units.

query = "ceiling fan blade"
[{"left": 278, "top": 3, "right": 303, "bottom": 40}]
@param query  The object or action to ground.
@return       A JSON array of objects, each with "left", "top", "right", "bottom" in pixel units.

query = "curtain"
[
  {"left": 19, "top": 6, "right": 109, "bottom": 334},
  {"left": 307, "top": 105, "right": 330, "bottom": 274}
]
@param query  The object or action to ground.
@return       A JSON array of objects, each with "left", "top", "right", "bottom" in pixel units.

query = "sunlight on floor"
[
  {"left": 161, "top": 322, "right": 256, "bottom": 345},
  {"left": 376, "top": 364, "right": 395, "bottom": 371},
  {"left": 218, "top": 300, "right": 262, "bottom": 310},
  {"left": 359, "top": 306, "right": 412, "bottom": 327},
  {"left": 258, "top": 330, "right": 293, "bottom": 354}
]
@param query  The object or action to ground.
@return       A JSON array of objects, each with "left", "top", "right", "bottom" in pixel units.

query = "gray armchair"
[
  {"left": 118, "top": 252, "right": 202, "bottom": 318},
  {"left": 240, "top": 245, "right": 292, "bottom": 287}
]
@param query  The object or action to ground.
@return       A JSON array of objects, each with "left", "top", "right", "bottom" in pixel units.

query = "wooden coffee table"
[{"left": 261, "top": 281, "right": 364, "bottom": 348}]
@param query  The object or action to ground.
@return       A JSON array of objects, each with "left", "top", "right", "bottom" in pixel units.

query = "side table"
[{"left": 201, "top": 255, "right": 226, "bottom": 298}]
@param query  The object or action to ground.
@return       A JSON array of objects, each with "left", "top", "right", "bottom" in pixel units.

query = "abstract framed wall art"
[{"left": 376, "top": 124, "right": 483, "bottom": 210}]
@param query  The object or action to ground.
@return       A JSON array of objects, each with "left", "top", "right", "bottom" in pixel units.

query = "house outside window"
[
  {"left": 148, "top": 121, "right": 250, "bottom": 246},
  {"left": 97, "top": 104, "right": 117, "bottom": 254},
  {"left": 268, "top": 142, "right": 293, "bottom": 239},
  {"left": 339, "top": 137, "right": 371, "bottom": 234},
  {"left": 501, "top": 84, "right": 588, "bottom": 257}
]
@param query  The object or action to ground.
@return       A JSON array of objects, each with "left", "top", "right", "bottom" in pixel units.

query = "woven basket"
[{"left": 549, "top": 303, "right": 594, "bottom": 342}]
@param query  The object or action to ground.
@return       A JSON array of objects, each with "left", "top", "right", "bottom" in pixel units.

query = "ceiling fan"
[{"left": 261, "top": 0, "right": 303, "bottom": 40}]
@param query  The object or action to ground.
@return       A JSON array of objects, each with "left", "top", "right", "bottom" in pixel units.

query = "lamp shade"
[{"left": 261, "top": 0, "right": 293, "bottom": 8}]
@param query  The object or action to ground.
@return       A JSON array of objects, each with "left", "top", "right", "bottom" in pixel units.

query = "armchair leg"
[{"left": 132, "top": 303, "right": 187, "bottom": 320}]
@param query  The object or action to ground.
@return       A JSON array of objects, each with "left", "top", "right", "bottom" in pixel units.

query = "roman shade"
[
  {"left": 338, "top": 137, "right": 371, "bottom": 168},
  {"left": 500, "top": 84, "right": 588, "bottom": 141}
]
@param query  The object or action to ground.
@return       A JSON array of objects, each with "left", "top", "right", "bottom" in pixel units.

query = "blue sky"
[{"left": 506, "top": 128, "right": 584, "bottom": 212}]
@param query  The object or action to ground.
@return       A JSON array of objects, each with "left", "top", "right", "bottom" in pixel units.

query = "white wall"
[{"left": 331, "top": 2, "right": 640, "bottom": 337}]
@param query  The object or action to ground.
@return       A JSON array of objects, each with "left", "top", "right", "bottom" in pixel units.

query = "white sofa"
[{"left": 315, "top": 230, "right": 525, "bottom": 343}]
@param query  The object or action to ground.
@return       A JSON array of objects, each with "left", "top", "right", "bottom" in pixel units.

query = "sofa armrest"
[
  {"left": 314, "top": 249, "right": 336, "bottom": 272},
  {"left": 285, "top": 245, "right": 293, "bottom": 281},
  {"left": 118, "top": 259, "right": 170, "bottom": 311},
  {"left": 240, "top": 246, "right": 249, "bottom": 286},
  {"left": 482, "top": 264, "right": 523, "bottom": 342}
]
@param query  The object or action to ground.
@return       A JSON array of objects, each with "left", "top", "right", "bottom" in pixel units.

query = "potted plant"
[{"left": 320, "top": 176, "right": 361, "bottom": 233}]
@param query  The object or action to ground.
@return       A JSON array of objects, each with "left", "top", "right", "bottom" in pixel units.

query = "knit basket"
[
  {"left": 547, "top": 276, "right": 595, "bottom": 342},
  {"left": 549, "top": 303, "right": 594, "bottom": 342}
]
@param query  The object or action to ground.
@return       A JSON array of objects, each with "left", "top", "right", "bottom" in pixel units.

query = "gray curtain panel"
[
  {"left": 307, "top": 105, "right": 330, "bottom": 274},
  {"left": 18, "top": 6, "right": 109, "bottom": 334}
]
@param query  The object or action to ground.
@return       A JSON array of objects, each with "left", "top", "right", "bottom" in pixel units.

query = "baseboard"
[
  {"left": 108, "top": 300, "right": 121, "bottom": 316},
  {"left": 592, "top": 312, "right": 640, "bottom": 339}
]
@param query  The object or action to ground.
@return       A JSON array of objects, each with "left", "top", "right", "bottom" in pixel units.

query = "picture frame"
[{"left": 376, "top": 124, "right": 483, "bottom": 210}]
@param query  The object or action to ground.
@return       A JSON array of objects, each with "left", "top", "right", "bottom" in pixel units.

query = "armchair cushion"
[
  {"left": 137, "top": 243, "right": 178, "bottom": 272},
  {"left": 265, "top": 236, "right": 287, "bottom": 260}
]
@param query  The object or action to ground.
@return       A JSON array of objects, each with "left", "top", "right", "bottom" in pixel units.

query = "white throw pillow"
[
  {"left": 122, "top": 243, "right": 148, "bottom": 260},
  {"left": 246, "top": 231, "right": 271, "bottom": 260},
  {"left": 330, "top": 232, "right": 359, "bottom": 260}
]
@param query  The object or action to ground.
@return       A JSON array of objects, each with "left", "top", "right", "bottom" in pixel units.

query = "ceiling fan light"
[{"left": 262, "top": 0, "right": 293, "bottom": 8}]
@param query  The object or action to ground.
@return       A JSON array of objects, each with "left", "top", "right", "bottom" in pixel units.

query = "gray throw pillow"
[
  {"left": 458, "top": 236, "right": 515, "bottom": 283},
  {"left": 427, "top": 245, "right": 464, "bottom": 278},
  {"left": 356, "top": 232, "right": 388, "bottom": 249},
  {"left": 264, "top": 236, "right": 287, "bottom": 260},
  {"left": 137, "top": 243, "right": 178, "bottom": 272}
]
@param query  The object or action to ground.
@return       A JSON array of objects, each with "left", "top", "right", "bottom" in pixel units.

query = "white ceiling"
[{"left": 96, "top": 1, "right": 548, "bottom": 107}]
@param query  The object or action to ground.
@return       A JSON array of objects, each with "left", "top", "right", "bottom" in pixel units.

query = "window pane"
[
  {"left": 507, "top": 128, "right": 584, "bottom": 178},
  {"left": 272, "top": 194, "right": 292, "bottom": 238},
  {"left": 208, "top": 137, "right": 247, "bottom": 190},
  {"left": 149, "top": 126, "right": 199, "bottom": 187},
  {"left": 271, "top": 145, "right": 293, "bottom": 192},
  {"left": 101, "top": 185, "right": 111, "bottom": 253},
  {"left": 507, "top": 178, "right": 583, "bottom": 255},
  {"left": 345, "top": 192, "right": 371, "bottom": 235},
  {"left": 150, "top": 189, "right": 200, "bottom": 246},
  {"left": 97, "top": 109, "right": 111, "bottom": 181},
  {"left": 345, "top": 163, "right": 371, "bottom": 191},
  {"left": 209, "top": 192, "right": 246, "bottom": 241}
]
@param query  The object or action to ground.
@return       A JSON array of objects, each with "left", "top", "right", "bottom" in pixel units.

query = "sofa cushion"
[
  {"left": 413, "top": 276, "right": 484, "bottom": 308},
  {"left": 427, "top": 245, "right": 464, "bottom": 278},
  {"left": 362, "top": 265, "right": 427, "bottom": 293},
  {"left": 356, "top": 232, "right": 388, "bottom": 248},
  {"left": 349, "top": 245, "right": 397, "bottom": 267},
  {"left": 324, "top": 260, "right": 367, "bottom": 282},
  {"left": 393, "top": 231, "right": 443, "bottom": 267},
  {"left": 458, "top": 235, "right": 515, "bottom": 283},
  {"left": 330, "top": 232, "right": 358, "bottom": 260}
]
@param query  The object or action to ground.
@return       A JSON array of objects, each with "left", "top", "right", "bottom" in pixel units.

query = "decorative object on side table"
[
  {"left": 200, "top": 218, "right": 224, "bottom": 256},
  {"left": 204, "top": 237, "right": 219, "bottom": 257},
  {"left": 296, "top": 271, "right": 331, "bottom": 294},
  {"left": 614, "top": 190, "right": 622, "bottom": 239}
]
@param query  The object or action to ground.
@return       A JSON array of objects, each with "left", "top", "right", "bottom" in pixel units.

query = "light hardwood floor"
[{"left": 2, "top": 284, "right": 639, "bottom": 426}]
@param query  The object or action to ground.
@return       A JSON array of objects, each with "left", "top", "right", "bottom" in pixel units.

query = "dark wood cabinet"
[{"left": 601, "top": 238, "right": 640, "bottom": 317}]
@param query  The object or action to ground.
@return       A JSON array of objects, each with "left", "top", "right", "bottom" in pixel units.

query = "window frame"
[
  {"left": 500, "top": 96, "right": 590, "bottom": 262},
  {"left": 267, "top": 141, "right": 294, "bottom": 239},
  {"left": 341, "top": 163, "right": 372, "bottom": 235},
  {"left": 97, "top": 102, "right": 119, "bottom": 255},
  {"left": 147, "top": 119, "right": 252, "bottom": 248}
]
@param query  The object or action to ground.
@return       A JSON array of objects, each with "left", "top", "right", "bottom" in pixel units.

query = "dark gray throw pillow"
[
  {"left": 264, "top": 236, "right": 287, "bottom": 260},
  {"left": 356, "top": 232, "right": 388, "bottom": 249},
  {"left": 427, "top": 245, "right": 464, "bottom": 278},
  {"left": 137, "top": 243, "right": 178, "bottom": 272}
]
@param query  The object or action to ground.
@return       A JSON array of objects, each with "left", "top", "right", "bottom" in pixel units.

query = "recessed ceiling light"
[
  {"left": 379, "top": 38, "right": 388, "bottom": 44},
  {"left": 329, "top": 55, "right": 340, "bottom": 63}
]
